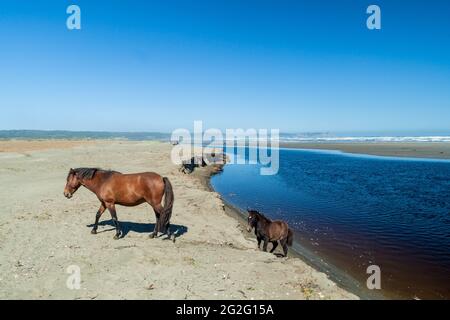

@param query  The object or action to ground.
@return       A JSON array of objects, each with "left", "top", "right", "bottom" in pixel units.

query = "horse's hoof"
[
  {"left": 149, "top": 233, "right": 155, "bottom": 239},
  {"left": 113, "top": 234, "right": 120, "bottom": 240},
  {"left": 91, "top": 229, "right": 97, "bottom": 235}
]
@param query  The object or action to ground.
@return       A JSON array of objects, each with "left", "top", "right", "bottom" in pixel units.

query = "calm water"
[{"left": 211, "top": 148, "right": 450, "bottom": 299}]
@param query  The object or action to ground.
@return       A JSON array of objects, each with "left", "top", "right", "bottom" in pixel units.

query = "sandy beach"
[
  {"left": 0, "top": 140, "right": 356, "bottom": 300},
  {"left": 279, "top": 142, "right": 450, "bottom": 159}
]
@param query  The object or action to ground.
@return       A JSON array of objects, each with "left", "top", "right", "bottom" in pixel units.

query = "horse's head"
[
  {"left": 247, "top": 209, "right": 259, "bottom": 232},
  {"left": 64, "top": 168, "right": 82, "bottom": 199}
]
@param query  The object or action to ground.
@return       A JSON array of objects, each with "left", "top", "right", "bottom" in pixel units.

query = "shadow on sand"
[{"left": 87, "top": 220, "right": 188, "bottom": 240}]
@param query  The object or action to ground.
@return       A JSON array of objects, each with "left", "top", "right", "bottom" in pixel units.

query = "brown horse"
[
  {"left": 247, "top": 209, "right": 293, "bottom": 257},
  {"left": 64, "top": 168, "right": 174, "bottom": 241}
]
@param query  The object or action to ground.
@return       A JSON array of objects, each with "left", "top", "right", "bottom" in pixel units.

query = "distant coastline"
[
  {"left": 0, "top": 130, "right": 171, "bottom": 141},
  {"left": 2, "top": 130, "right": 450, "bottom": 160}
]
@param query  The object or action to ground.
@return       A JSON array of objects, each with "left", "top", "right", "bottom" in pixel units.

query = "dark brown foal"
[{"left": 247, "top": 209, "right": 293, "bottom": 257}]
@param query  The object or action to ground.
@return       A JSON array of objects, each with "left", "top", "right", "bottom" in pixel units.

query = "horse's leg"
[
  {"left": 257, "top": 236, "right": 262, "bottom": 249},
  {"left": 107, "top": 203, "right": 121, "bottom": 240},
  {"left": 280, "top": 238, "right": 288, "bottom": 257},
  {"left": 150, "top": 203, "right": 172, "bottom": 241},
  {"left": 149, "top": 203, "right": 163, "bottom": 238},
  {"left": 165, "top": 222, "right": 172, "bottom": 241},
  {"left": 149, "top": 211, "right": 160, "bottom": 238},
  {"left": 91, "top": 202, "right": 106, "bottom": 234},
  {"left": 262, "top": 238, "right": 269, "bottom": 252},
  {"left": 270, "top": 241, "right": 278, "bottom": 253}
]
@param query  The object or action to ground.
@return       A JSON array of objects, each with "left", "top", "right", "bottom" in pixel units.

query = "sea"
[{"left": 2, "top": 129, "right": 450, "bottom": 143}]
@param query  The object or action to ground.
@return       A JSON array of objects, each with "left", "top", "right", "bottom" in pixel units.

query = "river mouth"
[{"left": 210, "top": 147, "right": 450, "bottom": 299}]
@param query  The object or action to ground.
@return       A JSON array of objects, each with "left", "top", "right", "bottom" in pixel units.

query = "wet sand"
[
  {"left": 0, "top": 140, "right": 356, "bottom": 300},
  {"left": 279, "top": 142, "right": 450, "bottom": 159}
]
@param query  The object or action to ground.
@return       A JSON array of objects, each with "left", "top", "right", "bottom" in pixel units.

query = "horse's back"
[
  {"left": 270, "top": 219, "right": 288, "bottom": 228},
  {"left": 268, "top": 220, "right": 290, "bottom": 241},
  {"left": 101, "top": 171, "right": 165, "bottom": 205},
  {"left": 113, "top": 172, "right": 164, "bottom": 191},
  {"left": 118, "top": 171, "right": 162, "bottom": 178}
]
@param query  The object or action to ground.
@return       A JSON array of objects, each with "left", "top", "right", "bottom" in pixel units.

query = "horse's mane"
[
  {"left": 248, "top": 209, "right": 272, "bottom": 223},
  {"left": 70, "top": 168, "right": 120, "bottom": 180}
]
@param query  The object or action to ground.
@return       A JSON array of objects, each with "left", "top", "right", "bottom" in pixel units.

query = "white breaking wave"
[{"left": 279, "top": 136, "right": 450, "bottom": 143}]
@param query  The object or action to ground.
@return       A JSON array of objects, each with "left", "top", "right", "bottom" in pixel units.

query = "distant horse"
[
  {"left": 247, "top": 209, "right": 293, "bottom": 257},
  {"left": 64, "top": 168, "right": 174, "bottom": 241}
]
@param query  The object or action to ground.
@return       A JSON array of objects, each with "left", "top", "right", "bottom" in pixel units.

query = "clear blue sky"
[{"left": 1, "top": 0, "right": 449, "bottom": 133}]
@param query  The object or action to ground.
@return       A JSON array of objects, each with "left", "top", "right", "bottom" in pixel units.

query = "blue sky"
[{"left": 1, "top": 0, "right": 450, "bottom": 133}]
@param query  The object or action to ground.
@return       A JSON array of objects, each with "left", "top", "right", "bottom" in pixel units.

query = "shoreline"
[
  {"left": 3, "top": 139, "right": 450, "bottom": 161},
  {"left": 2, "top": 139, "right": 450, "bottom": 160},
  {"left": 3, "top": 138, "right": 447, "bottom": 299},
  {"left": 202, "top": 162, "right": 384, "bottom": 300},
  {"left": 0, "top": 139, "right": 357, "bottom": 300},
  {"left": 279, "top": 142, "right": 450, "bottom": 160},
  {"left": 209, "top": 144, "right": 450, "bottom": 299}
]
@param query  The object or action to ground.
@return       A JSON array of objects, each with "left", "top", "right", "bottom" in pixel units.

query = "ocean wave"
[{"left": 279, "top": 136, "right": 450, "bottom": 143}]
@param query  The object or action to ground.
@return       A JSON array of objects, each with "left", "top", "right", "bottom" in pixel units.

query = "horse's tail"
[
  {"left": 161, "top": 177, "right": 174, "bottom": 229},
  {"left": 287, "top": 228, "right": 294, "bottom": 247}
]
